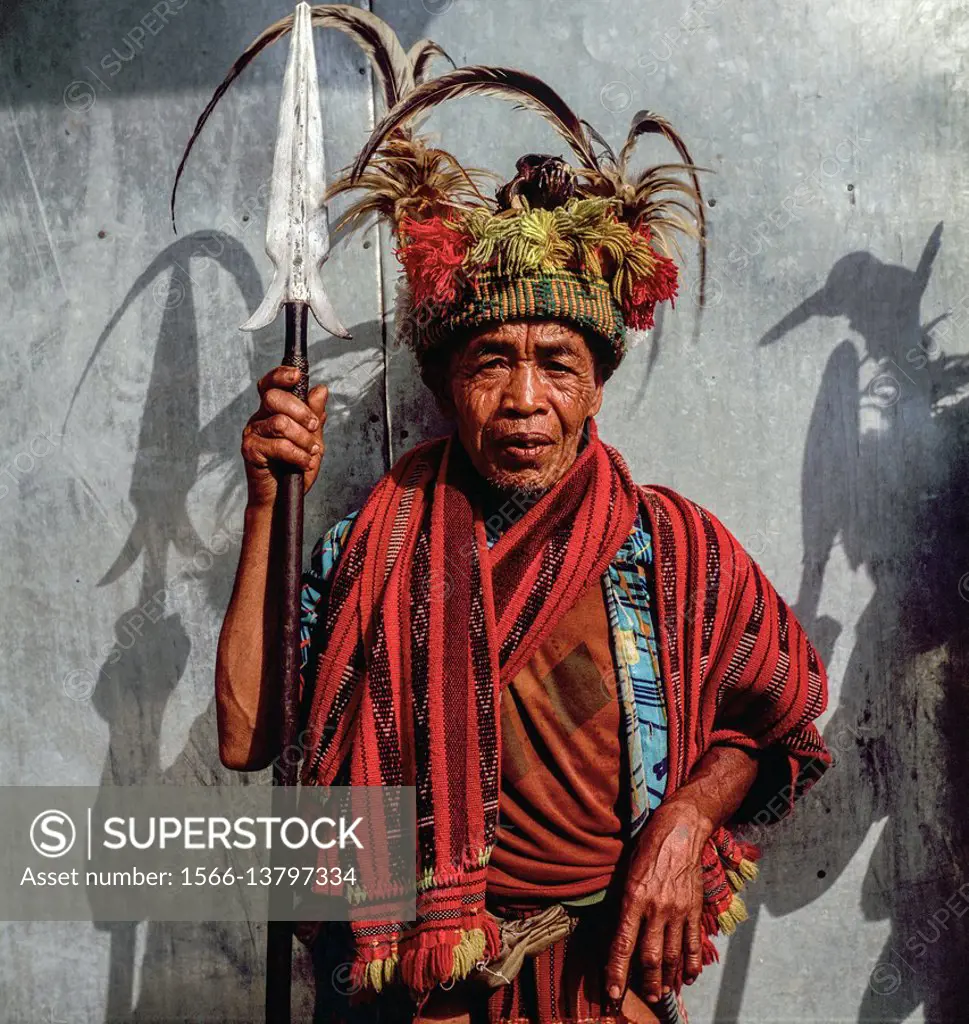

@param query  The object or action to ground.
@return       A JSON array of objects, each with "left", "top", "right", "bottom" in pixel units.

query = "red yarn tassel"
[
  {"left": 738, "top": 838, "right": 762, "bottom": 863},
  {"left": 399, "top": 947, "right": 427, "bottom": 993},
  {"left": 349, "top": 959, "right": 368, "bottom": 991},
  {"left": 430, "top": 941, "right": 454, "bottom": 984}
]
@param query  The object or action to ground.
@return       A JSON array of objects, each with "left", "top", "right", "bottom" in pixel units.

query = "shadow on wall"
[
  {"left": 0, "top": 0, "right": 443, "bottom": 110},
  {"left": 63, "top": 229, "right": 441, "bottom": 1021},
  {"left": 714, "top": 223, "right": 969, "bottom": 1023}
]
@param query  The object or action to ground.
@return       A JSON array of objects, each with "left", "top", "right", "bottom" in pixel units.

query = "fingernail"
[
  {"left": 646, "top": 994, "right": 658, "bottom": 1003},
  {"left": 308, "top": 417, "right": 319, "bottom": 430},
  {"left": 311, "top": 444, "right": 321, "bottom": 454},
  {"left": 685, "top": 978, "right": 695, "bottom": 985},
  {"left": 607, "top": 986, "right": 621, "bottom": 1001},
  {"left": 661, "top": 986, "right": 671, "bottom": 995}
]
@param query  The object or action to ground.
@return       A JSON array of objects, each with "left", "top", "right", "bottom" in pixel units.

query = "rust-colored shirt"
[{"left": 486, "top": 580, "right": 624, "bottom": 902}]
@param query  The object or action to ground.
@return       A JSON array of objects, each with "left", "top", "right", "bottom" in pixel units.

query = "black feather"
[
  {"left": 350, "top": 65, "right": 601, "bottom": 184},
  {"left": 621, "top": 109, "right": 708, "bottom": 308},
  {"left": 170, "top": 15, "right": 289, "bottom": 232},
  {"left": 581, "top": 118, "right": 618, "bottom": 167},
  {"left": 320, "top": 5, "right": 411, "bottom": 109},
  {"left": 408, "top": 39, "right": 456, "bottom": 85}
]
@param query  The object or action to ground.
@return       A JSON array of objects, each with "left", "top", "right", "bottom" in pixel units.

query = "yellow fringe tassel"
[
  {"left": 717, "top": 894, "right": 749, "bottom": 935},
  {"left": 738, "top": 857, "right": 759, "bottom": 882},
  {"left": 358, "top": 927, "right": 490, "bottom": 994},
  {"left": 725, "top": 858, "right": 759, "bottom": 895},
  {"left": 451, "top": 928, "right": 488, "bottom": 981},
  {"left": 365, "top": 953, "right": 400, "bottom": 994}
]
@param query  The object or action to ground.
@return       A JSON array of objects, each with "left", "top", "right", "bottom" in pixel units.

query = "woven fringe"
[
  {"left": 351, "top": 917, "right": 502, "bottom": 996},
  {"left": 737, "top": 839, "right": 762, "bottom": 864},
  {"left": 350, "top": 953, "right": 400, "bottom": 994},
  {"left": 701, "top": 846, "right": 760, "bottom": 961},
  {"left": 726, "top": 857, "right": 758, "bottom": 891},
  {"left": 495, "top": 1019, "right": 626, "bottom": 1024},
  {"left": 399, "top": 919, "right": 500, "bottom": 993},
  {"left": 738, "top": 855, "right": 760, "bottom": 880},
  {"left": 716, "top": 893, "right": 749, "bottom": 935},
  {"left": 716, "top": 854, "right": 757, "bottom": 935}
]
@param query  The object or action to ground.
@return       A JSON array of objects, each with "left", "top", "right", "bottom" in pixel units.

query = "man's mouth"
[{"left": 494, "top": 432, "right": 555, "bottom": 460}]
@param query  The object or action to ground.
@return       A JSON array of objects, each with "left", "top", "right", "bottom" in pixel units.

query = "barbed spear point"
[{"left": 241, "top": 1, "right": 350, "bottom": 338}]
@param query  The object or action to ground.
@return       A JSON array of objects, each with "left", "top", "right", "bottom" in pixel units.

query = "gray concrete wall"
[{"left": 2, "top": 0, "right": 968, "bottom": 1020}]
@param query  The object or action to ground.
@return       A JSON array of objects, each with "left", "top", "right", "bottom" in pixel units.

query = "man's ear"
[
  {"left": 589, "top": 380, "right": 604, "bottom": 418},
  {"left": 421, "top": 353, "right": 457, "bottom": 417},
  {"left": 581, "top": 328, "right": 611, "bottom": 414},
  {"left": 589, "top": 340, "right": 606, "bottom": 418},
  {"left": 435, "top": 383, "right": 457, "bottom": 418}
]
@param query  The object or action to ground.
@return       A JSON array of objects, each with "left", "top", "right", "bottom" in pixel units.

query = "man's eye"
[
  {"left": 479, "top": 358, "right": 506, "bottom": 370},
  {"left": 546, "top": 362, "right": 573, "bottom": 373}
]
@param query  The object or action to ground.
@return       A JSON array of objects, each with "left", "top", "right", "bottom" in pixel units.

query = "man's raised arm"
[{"left": 214, "top": 365, "right": 328, "bottom": 771}]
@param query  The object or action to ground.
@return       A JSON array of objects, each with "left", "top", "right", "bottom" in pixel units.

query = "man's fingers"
[
  {"left": 683, "top": 910, "right": 703, "bottom": 985},
  {"left": 636, "top": 918, "right": 666, "bottom": 1004},
  {"left": 257, "top": 437, "right": 316, "bottom": 470},
  {"left": 604, "top": 897, "right": 642, "bottom": 1004},
  {"left": 661, "top": 921, "right": 681, "bottom": 997},
  {"left": 250, "top": 413, "right": 319, "bottom": 456},
  {"left": 261, "top": 385, "right": 320, "bottom": 432},
  {"left": 256, "top": 368, "right": 326, "bottom": 432},
  {"left": 307, "top": 384, "right": 329, "bottom": 420},
  {"left": 257, "top": 365, "right": 300, "bottom": 398}
]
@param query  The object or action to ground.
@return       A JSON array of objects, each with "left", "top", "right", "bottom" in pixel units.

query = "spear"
[
  {"left": 240, "top": 5, "right": 349, "bottom": 1021},
  {"left": 170, "top": 5, "right": 460, "bottom": 1017},
  {"left": 172, "top": 2, "right": 349, "bottom": 1019}
]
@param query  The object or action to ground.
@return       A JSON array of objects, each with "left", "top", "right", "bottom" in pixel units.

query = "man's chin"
[{"left": 481, "top": 466, "right": 553, "bottom": 496}]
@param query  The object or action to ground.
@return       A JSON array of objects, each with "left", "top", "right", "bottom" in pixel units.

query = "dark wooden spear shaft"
[{"left": 265, "top": 302, "right": 309, "bottom": 1024}]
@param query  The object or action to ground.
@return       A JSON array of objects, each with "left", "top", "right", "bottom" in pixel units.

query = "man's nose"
[{"left": 501, "top": 363, "right": 547, "bottom": 416}]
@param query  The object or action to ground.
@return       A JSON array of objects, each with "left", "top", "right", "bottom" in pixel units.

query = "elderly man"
[{"left": 215, "top": 67, "right": 831, "bottom": 1024}]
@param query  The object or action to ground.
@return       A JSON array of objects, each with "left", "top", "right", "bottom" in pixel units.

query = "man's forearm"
[
  {"left": 214, "top": 501, "right": 282, "bottom": 771},
  {"left": 655, "top": 743, "right": 760, "bottom": 837}
]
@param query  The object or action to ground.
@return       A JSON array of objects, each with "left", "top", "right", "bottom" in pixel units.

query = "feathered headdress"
[
  {"left": 334, "top": 66, "right": 708, "bottom": 377},
  {"left": 171, "top": 5, "right": 707, "bottom": 382}
]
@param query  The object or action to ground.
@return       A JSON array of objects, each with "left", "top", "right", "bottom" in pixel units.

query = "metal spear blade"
[{"left": 241, "top": 1, "right": 350, "bottom": 338}]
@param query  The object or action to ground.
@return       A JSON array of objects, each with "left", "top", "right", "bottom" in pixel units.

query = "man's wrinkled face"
[{"left": 442, "top": 320, "right": 604, "bottom": 492}]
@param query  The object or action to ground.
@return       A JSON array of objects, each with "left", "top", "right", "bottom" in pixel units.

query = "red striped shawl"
[
  {"left": 641, "top": 484, "right": 832, "bottom": 960},
  {"left": 300, "top": 422, "right": 832, "bottom": 999}
]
